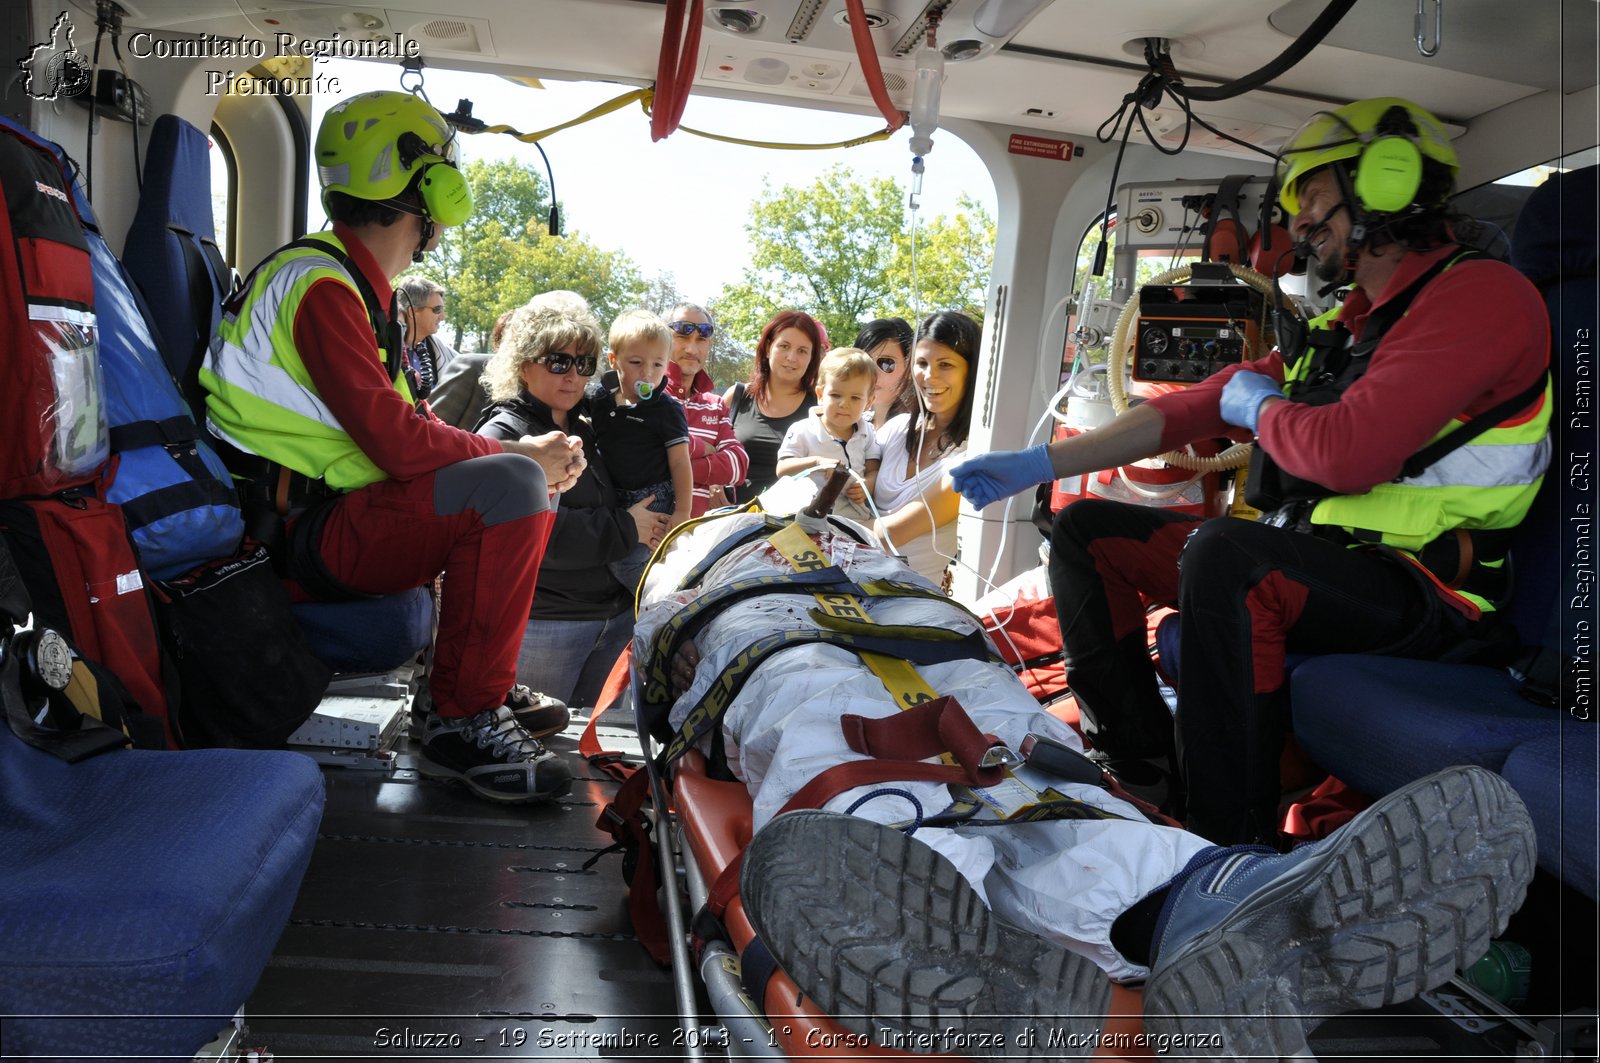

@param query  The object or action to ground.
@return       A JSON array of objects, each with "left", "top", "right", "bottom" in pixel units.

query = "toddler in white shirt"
[{"left": 776, "top": 347, "right": 882, "bottom": 522}]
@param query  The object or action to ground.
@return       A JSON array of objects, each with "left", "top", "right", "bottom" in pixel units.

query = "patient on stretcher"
[{"left": 634, "top": 509, "right": 1537, "bottom": 1061}]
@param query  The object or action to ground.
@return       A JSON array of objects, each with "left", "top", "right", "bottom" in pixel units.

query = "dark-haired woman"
[
  {"left": 855, "top": 317, "right": 916, "bottom": 430},
  {"left": 722, "top": 310, "right": 824, "bottom": 503},
  {"left": 869, "top": 311, "right": 981, "bottom": 588}
]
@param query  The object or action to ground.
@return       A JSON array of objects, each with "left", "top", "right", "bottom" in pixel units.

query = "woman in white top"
[{"left": 870, "top": 311, "right": 981, "bottom": 589}]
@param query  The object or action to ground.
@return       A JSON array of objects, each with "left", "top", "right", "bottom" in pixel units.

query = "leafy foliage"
[
  {"left": 714, "top": 166, "right": 995, "bottom": 353},
  {"left": 403, "top": 158, "right": 651, "bottom": 350}
]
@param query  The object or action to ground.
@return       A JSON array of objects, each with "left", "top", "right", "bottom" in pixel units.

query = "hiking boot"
[
  {"left": 1142, "top": 766, "right": 1535, "bottom": 1062},
  {"left": 417, "top": 705, "right": 573, "bottom": 803},
  {"left": 504, "top": 684, "right": 570, "bottom": 739},
  {"left": 741, "top": 810, "right": 1109, "bottom": 1059},
  {"left": 410, "top": 686, "right": 569, "bottom": 740}
]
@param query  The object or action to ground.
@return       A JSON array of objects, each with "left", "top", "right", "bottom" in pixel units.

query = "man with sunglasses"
[
  {"left": 396, "top": 275, "right": 456, "bottom": 404},
  {"left": 662, "top": 303, "right": 749, "bottom": 516},
  {"left": 203, "top": 91, "right": 586, "bottom": 804},
  {"left": 951, "top": 96, "right": 1550, "bottom": 846}
]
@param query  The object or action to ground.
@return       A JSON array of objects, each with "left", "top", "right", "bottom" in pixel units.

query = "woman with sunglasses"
[
  {"left": 869, "top": 311, "right": 982, "bottom": 590},
  {"left": 663, "top": 303, "right": 749, "bottom": 516},
  {"left": 477, "top": 304, "right": 670, "bottom": 708},
  {"left": 855, "top": 317, "right": 916, "bottom": 430},
  {"left": 722, "top": 309, "right": 825, "bottom": 504}
]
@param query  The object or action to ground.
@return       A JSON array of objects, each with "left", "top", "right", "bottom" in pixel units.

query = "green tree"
[
  {"left": 400, "top": 158, "right": 651, "bottom": 350},
  {"left": 428, "top": 158, "right": 552, "bottom": 346},
  {"left": 716, "top": 167, "right": 907, "bottom": 347},
  {"left": 886, "top": 193, "right": 995, "bottom": 324},
  {"left": 715, "top": 166, "right": 994, "bottom": 350}
]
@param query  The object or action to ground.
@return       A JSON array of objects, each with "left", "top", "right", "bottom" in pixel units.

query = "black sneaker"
[
  {"left": 410, "top": 686, "right": 569, "bottom": 740},
  {"left": 505, "top": 684, "right": 570, "bottom": 739},
  {"left": 417, "top": 706, "right": 573, "bottom": 803}
]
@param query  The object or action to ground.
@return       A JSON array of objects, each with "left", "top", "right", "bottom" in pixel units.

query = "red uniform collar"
[
  {"left": 329, "top": 221, "right": 396, "bottom": 307},
  {"left": 1340, "top": 244, "right": 1458, "bottom": 336}
]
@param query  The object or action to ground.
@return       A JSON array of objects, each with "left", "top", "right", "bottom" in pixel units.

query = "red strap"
[
  {"left": 581, "top": 647, "right": 637, "bottom": 783},
  {"left": 840, "top": 695, "right": 1004, "bottom": 785},
  {"left": 707, "top": 698, "right": 1002, "bottom": 922},
  {"left": 596, "top": 770, "right": 671, "bottom": 965}
]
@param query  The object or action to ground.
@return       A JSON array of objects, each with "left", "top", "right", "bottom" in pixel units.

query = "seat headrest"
[
  {"left": 136, "top": 114, "right": 218, "bottom": 241},
  {"left": 1510, "top": 164, "right": 1598, "bottom": 287}
]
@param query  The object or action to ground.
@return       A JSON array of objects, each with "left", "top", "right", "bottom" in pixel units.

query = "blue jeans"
[{"left": 515, "top": 610, "right": 634, "bottom": 709}]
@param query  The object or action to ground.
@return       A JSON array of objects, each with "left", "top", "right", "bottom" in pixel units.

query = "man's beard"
[{"left": 1310, "top": 244, "right": 1348, "bottom": 286}]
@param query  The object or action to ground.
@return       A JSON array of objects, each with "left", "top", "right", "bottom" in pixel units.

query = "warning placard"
[{"left": 1008, "top": 133, "right": 1075, "bottom": 161}]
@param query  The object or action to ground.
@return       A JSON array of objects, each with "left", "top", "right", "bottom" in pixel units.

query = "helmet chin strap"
[
  {"left": 413, "top": 217, "right": 435, "bottom": 265},
  {"left": 1291, "top": 196, "right": 1360, "bottom": 296},
  {"left": 381, "top": 195, "right": 435, "bottom": 264}
]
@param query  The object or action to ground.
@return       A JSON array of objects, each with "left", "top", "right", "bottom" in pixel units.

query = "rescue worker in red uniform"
[
  {"left": 952, "top": 96, "right": 1552, "bottom": 844},
  {"left": 201, "top": 90, "right": 585, "bottom": 803}
]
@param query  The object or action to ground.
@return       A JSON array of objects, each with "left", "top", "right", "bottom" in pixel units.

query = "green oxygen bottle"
[{"left": 1462, "top": 940, "right": 1533, "bottom": 1006}]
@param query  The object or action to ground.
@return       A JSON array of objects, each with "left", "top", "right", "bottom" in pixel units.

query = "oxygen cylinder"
[
  {"left": 1048, "top": 365, "right": 1115, "bottom": 511},
  {"left": 1048, "top": 371, "right": 1211, "bottom": 519},
  {"left": 1084, "top": 381, "right": 1209, "bottom": 519}
]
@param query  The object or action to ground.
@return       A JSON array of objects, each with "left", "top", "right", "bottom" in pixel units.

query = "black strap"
[
  {"left": 1349, "top": 249, "right": 1480, "bottom": 360},
  {"left": 118, "top": 478, "right": 242, "bottom": 535},
  {"left": 1398, "top": 372, "right": 1549, "bottom": 480},
  {"left": 167, "top": 224, "right": 223, "bottom": 413},
  {"left": 287, "top": 237, "right": 404, "bottom": 385},
  {"left": 109, "top": 415, "right": 199, "bottom": 452}
]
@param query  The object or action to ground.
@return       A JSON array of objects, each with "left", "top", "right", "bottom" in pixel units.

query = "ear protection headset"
[
  {"left": 1200, "top": 174, "right": 1251, "bottom": 266},
  {"left": 397, "top": 132, "right": 473, "bottom": 227},
  {"left": 1352, "top": 105, "right": 1425, "bottom": 215},
  {"left": 1248, "top": 174, "right": 1301, "bottom": 279}
]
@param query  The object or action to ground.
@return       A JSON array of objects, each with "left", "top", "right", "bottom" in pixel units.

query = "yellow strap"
[
  {"left": 767, "top": 521, "right": 1112, "bottom": 821},
  {"left": 767, "top": 522, "right": 941, "bottom": 712},
  {"left": 457, "top": 87, "right": 898, "bottom": 151},
  {"left": 490, "top": 88, "right": 653, "bottom": 142},
  {"left": 675, "top": 121, "right": 897, "bottom": 151}
]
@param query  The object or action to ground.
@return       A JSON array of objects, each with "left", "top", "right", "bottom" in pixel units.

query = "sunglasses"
[
  {"left": 533, "top": 350, "right": 599, "bottom": 377},
  {"left": 875, "top": 356, "right": 899, "bottom": 374},
  {"left": 425, "top": 305, "right": 445, "bottom": 317},
  {"left": 669, "top": 321, "right": 715, "bottom": 339}
]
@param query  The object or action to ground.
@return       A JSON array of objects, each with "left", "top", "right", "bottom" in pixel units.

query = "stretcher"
[
  {"left": 665, "top": 746, "right": 1152, "bottom": 1061},
  {"left": 590, "top": 473, "right": 1162, "bottom": 1061}
]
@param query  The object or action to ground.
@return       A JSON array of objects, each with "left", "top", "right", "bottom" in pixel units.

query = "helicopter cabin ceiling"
[{"left": 62, "top": 0, "right": 1594, "bottom": 153}]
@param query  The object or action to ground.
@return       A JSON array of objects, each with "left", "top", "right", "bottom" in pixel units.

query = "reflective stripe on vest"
[
  {"left": 200, "top": 232, "right": 411, "bottom": 491},
  {"left": 1289, "top": 266, "right": 1552, "bottom": 611}
]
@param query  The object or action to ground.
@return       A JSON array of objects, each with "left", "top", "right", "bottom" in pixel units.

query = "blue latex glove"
[
  {"left": 1219, "top": 371, "right": 1283, "bottom": 433},
  {"left": 951, "top": 444, "right": 1055, "bottom": 509}
]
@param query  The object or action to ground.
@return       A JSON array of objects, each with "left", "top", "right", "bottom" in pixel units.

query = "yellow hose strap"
[
  {"left": 675, "top": 122, "right": 898, "bottom": 151},
  {"left": 471, "top": 88, "right": 655, "bottom": 143},
  {"left": 458, "top": 86, "right": 896, "bottom": 151}
]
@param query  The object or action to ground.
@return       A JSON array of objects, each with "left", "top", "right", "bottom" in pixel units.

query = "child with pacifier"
[{"left": 588, "top": 310, "right": 694, "bottom": 590}]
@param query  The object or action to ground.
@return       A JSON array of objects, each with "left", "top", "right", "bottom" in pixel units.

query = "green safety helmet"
[
  {"left": 1276, "top": 97, "right": 1458, "bottom": 217},
  {"left": 315, "top": 90, "right": 473, "bottom": 226}
]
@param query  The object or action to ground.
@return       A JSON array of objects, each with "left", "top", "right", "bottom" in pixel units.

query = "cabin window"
[{"left": 209, "top": 124, "right": 237, "bottom": 264}]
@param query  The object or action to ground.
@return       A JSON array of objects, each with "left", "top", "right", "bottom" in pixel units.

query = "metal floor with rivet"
[{"left": 246, "top": 712, "right": 688, "bottom": 1060}]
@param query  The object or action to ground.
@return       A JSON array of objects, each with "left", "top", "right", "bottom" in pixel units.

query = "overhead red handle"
[
  {"left": 651, "top": 0, "right": 705, "bottom": 141},
  {"left": 845, "top": 0, "right": 907, "bottom": 132}
]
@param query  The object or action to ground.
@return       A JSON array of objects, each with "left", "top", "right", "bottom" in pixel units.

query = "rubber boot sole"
[
  {"left": 415, "top": 753, "right": 573, "bottom": 804},
  {"left": 741, "top": 810, "right": 1111, "bottom": 1060},
  {"left": 1144, "top": 766, "right": 1536, "bottom": 1062}
]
